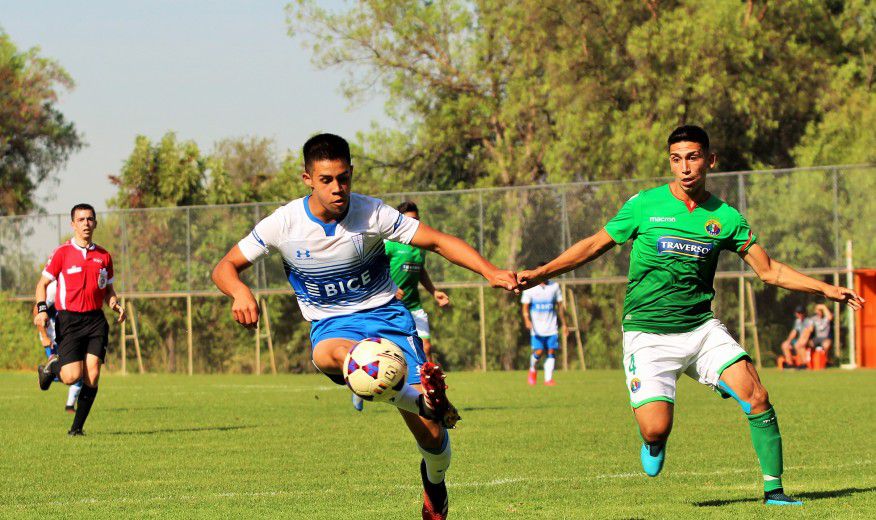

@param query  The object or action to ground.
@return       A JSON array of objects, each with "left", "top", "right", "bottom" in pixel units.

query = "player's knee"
[
  {"left": 533, "top": 349, "right": 543, "bottom": 358},
  {"left": 60, "top": 372, "right": 79, "bottom": 385},
  {"left": 639, "top": 422, "right": 671, "bottom": 443},
  {"left": 749, "top": 385, "right": 769, "bottom": 410}
]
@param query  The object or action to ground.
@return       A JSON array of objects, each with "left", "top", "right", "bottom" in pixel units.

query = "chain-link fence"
[{"left": 2, "top": 164, "right": 873, "bottom": 373}]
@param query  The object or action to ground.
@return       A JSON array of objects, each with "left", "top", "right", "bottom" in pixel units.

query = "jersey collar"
[
  {"left": 69, "top": 239, "right": 95, "bottom": 251},
  {"left": 668, "top": 183, "right": 711, "bottom": 213},
  {"left": 303, "top": 195, "right": 347, "bottom": 237}
]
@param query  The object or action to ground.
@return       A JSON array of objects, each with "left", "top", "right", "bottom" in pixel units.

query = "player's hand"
[
  {"left": 524, "top": 321, "right": 533, "bottom": 331},
  {"left": 395, "top": 287, "right": 405, "bottom": 300},
  {"left": 486, "top": 268, "right": 517, "bottom": 292},
  {"left": 434, "top": 290, "right": 451, "bottom": 307},
  {"left": 516, "top": 268, "right": 545, "bottom": 290},
  {"left": 33, "top": 312, "right": 48, "bottom": 328},
  {"left": 232, "top": 289, "right": 260, "bottom": 329},
  {"left": 825, "top": 286, "right": 865, "bottom": 311},
  {"left": 108, "top": 296, "right": 126, "bottom": 323}
]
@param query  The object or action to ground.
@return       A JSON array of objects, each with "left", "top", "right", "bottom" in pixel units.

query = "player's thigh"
[
  {"left": 685, "top": 319, "right": 749, "bottom": 391},
  {"left": 623, "top": 330, "right": 686, "bottom": 408},
  {"left": 531, "top": 334, "right": 548, "bottom": 352},
  {"left": 312, "top": 338, "right": 358, "bottom": 373},
  {"left": 59, "top": 360, "right": 84, "bottom": 384},
  {"left": 632, "top": 400, "right": 674, "bottom": 439}
]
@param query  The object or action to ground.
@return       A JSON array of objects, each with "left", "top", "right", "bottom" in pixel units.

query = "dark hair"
[
  {"left": 302, "top": 133, "right": 351, "bottom": 172},
  {"left": 397, "top": 201, "right": 419, "bottom": 214},
  {"left": 668, "top": 125, "right": 710, "bottom": 151},
  {"left": 70, "top": 203, "right": 96, "bottom": 221}
]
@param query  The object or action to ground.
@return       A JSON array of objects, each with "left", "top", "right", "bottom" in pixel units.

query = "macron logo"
[{"left": 650, "top": 216, "right": 676, "bottom": 223}]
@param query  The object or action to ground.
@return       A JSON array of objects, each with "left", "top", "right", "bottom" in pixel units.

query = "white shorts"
[
  {"left": 410, "top": 308, "right": 431, "bottom": 339},
  {"left": 622, "top": 319, "right": 748, "bottom": 408}
]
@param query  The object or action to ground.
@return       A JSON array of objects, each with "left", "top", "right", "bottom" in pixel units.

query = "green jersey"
[
  {"left": 604, "top": 184, "right": 757, "bottom": 333},
  {"left": 385, "top": 240, "right": 426, "bottom": 311}
]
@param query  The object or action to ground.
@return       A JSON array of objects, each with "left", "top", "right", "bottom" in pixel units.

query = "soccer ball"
[{"left": 343, "top": 338, "right": 408, "bottom": 402}]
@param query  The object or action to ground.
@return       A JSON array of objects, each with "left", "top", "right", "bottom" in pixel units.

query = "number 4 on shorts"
[{"left": 628, "top": 354, "right": 636, "bottom": 375}]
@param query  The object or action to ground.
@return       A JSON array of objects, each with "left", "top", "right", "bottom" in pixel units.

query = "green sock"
[{"left": 747, "top": 406, "right": 783, "bottom": 493}]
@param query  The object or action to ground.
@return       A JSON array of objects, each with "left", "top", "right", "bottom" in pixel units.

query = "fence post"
[
  {"left": 186, "top": 206, "right": 192, "bottom": 291},
  {"left": 833, "top": 271, "right": 842, "bottom": 361},
  {"left": 478, "top": 192, "right": 485, "bottom": 254},
  {"left": 845, "top": 241, "right": 856, "bottom": 368},
  {"left": 479, "top": 285, "right": 487, "bottom": 371},
  {"left": 120, "top": 297, "right": 127, "bottom": 375},
  {"left": 186, "top": 294, "right": 193, "bottom": 376}
]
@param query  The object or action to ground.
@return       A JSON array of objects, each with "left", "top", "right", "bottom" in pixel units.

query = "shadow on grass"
[
  {"left": 105, "top": 425, "right": 255, "bottom": 436},
  {"left": 694, "top": 486, "right": 876, "bottom": 507}
]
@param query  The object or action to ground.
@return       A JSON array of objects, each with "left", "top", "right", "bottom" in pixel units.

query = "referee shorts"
[{"left": 55, "top": 310, "right": 109, "bottom": 365}]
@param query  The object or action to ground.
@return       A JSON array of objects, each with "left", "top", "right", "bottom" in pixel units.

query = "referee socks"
[{"left": 71, "top": 385, "right": 98, "bottom": 431}]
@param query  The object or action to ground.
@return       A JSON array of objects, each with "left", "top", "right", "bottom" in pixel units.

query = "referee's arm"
[
  {"left": 33, "top": 276, "right": 52, "bottom": 327},
  {"left": 103, "top": 283, "right": 126, "bottom": 322},
  {"left": 212, "top": 245, "right": 260, "bottom": 329}
]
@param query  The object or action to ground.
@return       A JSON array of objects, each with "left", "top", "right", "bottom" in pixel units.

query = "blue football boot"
[
  {"left": 351, "top": 393, "right": 364, "bottom": 412},
  {"left": 640, "top": 442, "right": 665, "bottom": 477},
  {"left": 764, "top": 489, "right": 803, "bottom": 506}
]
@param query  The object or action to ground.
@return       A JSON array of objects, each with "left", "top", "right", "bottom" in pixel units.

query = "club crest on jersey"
[
  {"left": 630, "top": 378, "right": 641, "bottom": 393},
  {"left": 657, "top": 236, "right": 714, "bottom": 259},
  {"left": 705, "top": 219, "right": 722, "bottom": 236}
]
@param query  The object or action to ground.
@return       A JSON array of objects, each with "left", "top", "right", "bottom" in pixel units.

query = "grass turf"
[{"left": 1, "top": 369, "right": 874, "bottom": 519}]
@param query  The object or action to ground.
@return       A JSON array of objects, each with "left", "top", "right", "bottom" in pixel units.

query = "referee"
[{"left": 34, "top": 203, "right": 125, "bottom": 435}]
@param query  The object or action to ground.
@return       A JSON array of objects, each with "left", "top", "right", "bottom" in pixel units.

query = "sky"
[{"left": 1, "top": 0, "right": 389, "bottom": 215}]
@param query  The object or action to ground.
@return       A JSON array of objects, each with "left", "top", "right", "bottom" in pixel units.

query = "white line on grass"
[{"left": 15, "top": 460, "right": 873, "bottom": 510}]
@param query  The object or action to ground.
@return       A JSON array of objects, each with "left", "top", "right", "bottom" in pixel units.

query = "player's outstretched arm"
[
  {"left": 212, "top": 245, "right": 260, "bottom": 328},
  {"left": 409, "top": 223, "right": 516, "bottom": 291},
  {"left": 517, "top": 229, "right": 616, "bottom": 289},
  {"left": 741, "top": 244, "right": 865, "bottom": 310}
]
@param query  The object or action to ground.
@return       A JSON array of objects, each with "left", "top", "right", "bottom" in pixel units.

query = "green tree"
[{"left": 0, "top": 30, "right": 82, "bottom": 216}]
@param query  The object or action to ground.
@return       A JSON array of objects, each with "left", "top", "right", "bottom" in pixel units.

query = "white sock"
[
  {"left": 418, "top": 431, "right": 451, "bottom": 484},
  {"left": 386, "top": 384, "right": 421, "bottom": 414},
  {"left": 67, "top": 381, "right": 83, "bottom": 406},
  {"left": 544, "top": 357, "right": 556, "bottom": 382},
  {"left": 529, "top": 355, "right": 538, "bottom": 370}
]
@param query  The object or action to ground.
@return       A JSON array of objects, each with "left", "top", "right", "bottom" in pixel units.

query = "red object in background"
[{"left": 854, "top": 269, "right": 876, "bottom": 368}]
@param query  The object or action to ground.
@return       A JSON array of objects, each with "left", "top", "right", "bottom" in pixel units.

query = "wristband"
[{"left": 37, "top": 301, "right": 48, "bottom": 314}]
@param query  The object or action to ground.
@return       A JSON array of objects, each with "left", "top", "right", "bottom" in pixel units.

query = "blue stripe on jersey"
[
  {"left": 303, "top": 195, "right": 339, "bottom": 237},
  {"left": 284, "top": 250, "right": 393, "bottom": 307}
]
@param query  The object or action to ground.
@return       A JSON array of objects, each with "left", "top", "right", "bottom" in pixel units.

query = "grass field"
[{"left": 1, "top": 369, "right": 874, "bottom": 519}]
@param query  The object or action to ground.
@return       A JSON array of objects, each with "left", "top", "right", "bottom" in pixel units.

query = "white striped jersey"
[
  {"left": 237, "top": 194, "right": 420, "bottom": 321},
  {"left": 521, "top": 281, "right": 563, "bottom": 336}
]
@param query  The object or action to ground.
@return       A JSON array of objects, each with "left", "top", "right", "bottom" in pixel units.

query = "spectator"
[
  {"left": 780, "top": 306, "right": 813, "bottom": 368},
  {"left": 809, "top": 304, "right": 834, "bottom": 361}
]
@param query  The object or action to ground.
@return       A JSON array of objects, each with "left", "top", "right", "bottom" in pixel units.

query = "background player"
[
  {"left": 212, "top": 133, "right": 516, "bottom": 519},
  {"left": 33, "top": 279, "right": 82, "bottom": 412},
  {"left": 353, "top": 201, "right": 452, "bottom": 412},
  {"left": 35, "top": 203, "right": 126, "bottom": 435},
  {"left": 387, "top": 201, "right": 451, "bottom": 364},
  {"left": 520, "top": 263, "right": 566, "bottom": 386},
  {"left": 517, "top": 125, "right": 864, "bottom": 506}
]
